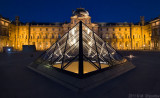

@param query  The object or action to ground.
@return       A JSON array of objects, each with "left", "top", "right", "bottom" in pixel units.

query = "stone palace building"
[{"left": 0, "top": 8, "right": 160, "bottom": 52}]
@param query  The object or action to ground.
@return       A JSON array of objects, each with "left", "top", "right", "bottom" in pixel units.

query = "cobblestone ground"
[{"left": 0, "top": 51, "right": 160, "bottom": 98}]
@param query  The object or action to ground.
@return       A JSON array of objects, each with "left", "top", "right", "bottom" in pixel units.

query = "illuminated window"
[
  {"left": 152, "top": 23, "right": 155, "bottom": 26},
  {"left": 5, "top": 23, "right": 8, "bottom": 26},
  {"left": 40, "top": 35, "right": 41, "bottom": 39},
  {"left": 40, "top": 28, "right": 42, "bottom": 31},
  {"left": 125, "top": 42, "right": 128, "bottom": 47},
  {"left": 33, "top": 35, "right": 35, "bottom": 39},
  {"left": 136, "top": 42, "right": 138, "bottom": 47},
  {"left": 1, "top": 21, "right": 4, "bottom": 25},
  {"left": 106, "top": 28, "right": 108, "bottom": 31},
  {"left": 119, "top": 34, "right": 121, "bottom": 38},
  {"left": 106, "top": 34, "right": 109, "bottom": 39},
  {"left": 58, "top": 34, "right": 61, "bottom": 39},
  {"left": 125, "top": 28, "right": 127, "bottom": 31},
  {"left": 46, "top": 28, "right": 48, "bottom": 31},
  {"left": 156, "top": 22, "right": 159, "bottom": 25},
  {"left": 52, "top": 34, "right": 54, "bottom": 38},
  {"left": 113, "top": 34, "right": 116, "bottom": 38},
  {"left": 125, "top": 34, "right": 127, "bottom": 39},
  {"left": 52, "top": 28, "right": 54, "bottom": 31}
]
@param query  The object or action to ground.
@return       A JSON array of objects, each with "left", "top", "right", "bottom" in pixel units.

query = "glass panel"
[
  {"left": 94, "top": 33, "right": 104, "bottom": 46},
  {"left": 49, "top": 41, "right": 66, "bottom": 64},
  {"left": 83, "top": 55, "right": 99, "bottom": 74},
  {"left": 65, "top": 61, "right": 79, "bottom": 74},
  {"left": 106, "top": 44, "right": 123, "bottom": 61},
  {"left": 51, "top": 23, "right": 79, "bottom": 70},
  {"left": 66, "top": 31, "right": 79, "bottom": 50},
  {"left": 41, "top": 42, "right": 56, "bottom": 61},
  {"left": 62, "top": 41, "right": 79, "bottom": 68},
  {"left": 82, "top": 31, "right": 96, "bottom": 50},
  {"left": 63, "top": 55, "right": 79, "bottom": 74},
  {"left": 83, "top": 41, "right": 100, "bottom": 68}
]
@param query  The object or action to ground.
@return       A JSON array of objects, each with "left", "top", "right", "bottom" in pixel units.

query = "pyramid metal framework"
[{"left": 32, "top": 21, "right": 127, "bottom": 78}]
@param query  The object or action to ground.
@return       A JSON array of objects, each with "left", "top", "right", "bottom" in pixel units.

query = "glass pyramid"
[{"left": 31, "top": 21, "right": 127, "bottom": 78}]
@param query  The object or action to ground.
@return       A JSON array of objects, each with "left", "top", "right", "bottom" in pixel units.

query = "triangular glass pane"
[
  {"left": 66, "top": 31, "right": 79, "bottom": 50},
  {"left": 49, "top": 37, "right": 66, "bottom": 64},
  {"left": 52, "top": 24, "right": 79, "bottom": 70},
  {"left": 82, "top": 31, "right": 96, "bottom": 50},
  {"left": 83, "top": 55, "right": 99, "bottom": 74},
  {"left": 105, "top": 44, "right": 123, "bottom": 62},
  {"left": 63, "top": 55, "right": 79, "bottom": 74},
  {"left": 83, "top": 41, "right": 100, "bottom": 68},
  {"left": 93, "top": 33, "right": 104, "bottom": 46},
  {"left": 41, "top": 42, "right": 57, "bottom": 61},
  {"left": 62, "top": 40, "right": 79, "bottom": 68},
  {"left": 82, "top": 23, "right": 94, "bottom": 38}
]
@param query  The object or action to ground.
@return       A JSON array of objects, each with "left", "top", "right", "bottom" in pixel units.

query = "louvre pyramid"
[{"left": 29, "top": 21, "right": 127, "bottom": 78}]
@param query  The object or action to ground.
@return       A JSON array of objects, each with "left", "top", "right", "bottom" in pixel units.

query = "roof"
[{"left": 72, "top": 8, "right": 89, "bottom": 17}]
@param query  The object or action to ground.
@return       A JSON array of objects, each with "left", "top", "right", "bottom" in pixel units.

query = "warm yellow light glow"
[
  {"left": 87, "top": 28, "right": 90, "bottom": 34},
  {"left": 127, "top": 54, "right": 135, "bottom": 59},
  {"left": 72, "top": 39, "right": 76, "bottom": 44},
  {"left": 88, "top": 41, "right": 92, "bottom": 46},
  {"left": 53, "top": 61, "right": 109, "bottom": 74}
]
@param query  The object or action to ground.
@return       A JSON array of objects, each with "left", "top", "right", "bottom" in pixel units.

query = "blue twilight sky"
[{"left": 0, "top": 0, "right": 160, "bottom": 23}]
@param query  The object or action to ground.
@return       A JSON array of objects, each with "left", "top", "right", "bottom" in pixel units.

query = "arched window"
[
  {"left": 58, "top": 34, "right": 61, "bottom": 39},
  {"left": 46, "top": 35, "right": 48, "bottom": 39},
  {"left": 125, "top": 42, "right": 128, "bottom": 47},
  {"left": 52, "top": 34, "right": 54, "bottom": 38},
  {"left": 40, "top": 35, "right": 41, "bottom": 39}
]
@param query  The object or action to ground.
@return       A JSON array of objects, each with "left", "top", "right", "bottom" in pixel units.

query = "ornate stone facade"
[{"left": 0, "top": 8, "right": 160, "bottom": 52}]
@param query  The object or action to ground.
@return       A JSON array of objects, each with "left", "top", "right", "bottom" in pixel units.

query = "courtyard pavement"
[{"left": 0, "top": 51, "right": 160, "bottom": 98}]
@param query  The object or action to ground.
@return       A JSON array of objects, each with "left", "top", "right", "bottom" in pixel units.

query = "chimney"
[
  {"left": 72, "top": 10, "right": 75, "bottom": 15},
  {"left": 140, "top": 16, "right": 145, "bottom": 26},
  {"left": 15, "top": 16, "right": 20, "bottom": 25}
]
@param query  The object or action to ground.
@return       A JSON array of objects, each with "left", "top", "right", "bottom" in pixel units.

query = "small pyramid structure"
[{"left": 29, "top": 21, "right": 128, "bottom": 78}]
